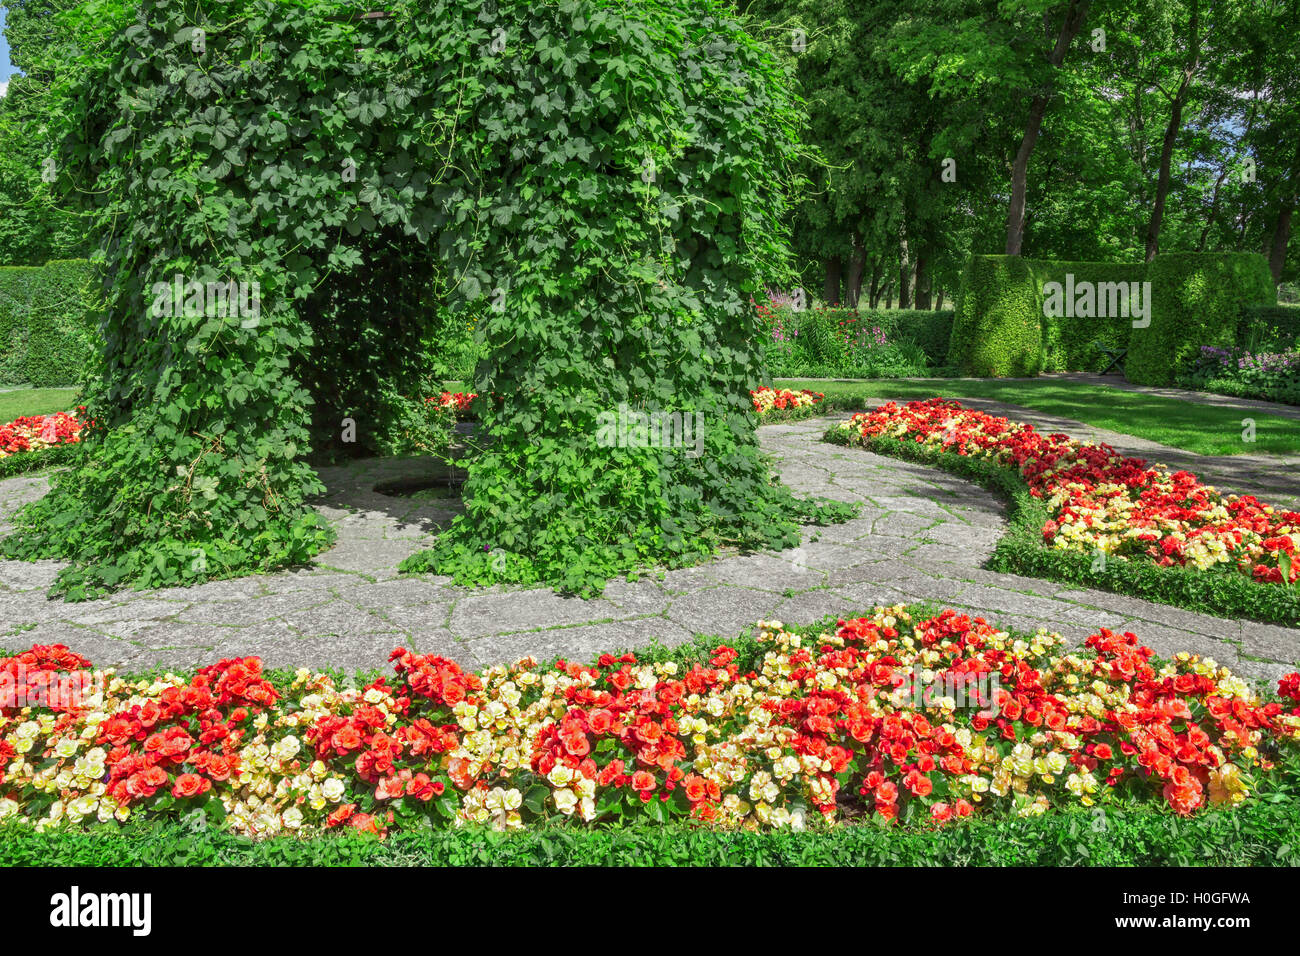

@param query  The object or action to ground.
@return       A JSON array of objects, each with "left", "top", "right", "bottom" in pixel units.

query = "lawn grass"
[
  {"left": 5, "top": 800, "right": 1300, "bottom": 866},
  {"left": 776, "top": 377, "right": 1300, "bottom": 456},
  {"left": 0, "top": 387, "right": 80, "bottom": 422}
]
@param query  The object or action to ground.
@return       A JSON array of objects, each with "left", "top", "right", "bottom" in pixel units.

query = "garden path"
[{"left": 0, "top": 415, "right": 1296, "bottom": 684}]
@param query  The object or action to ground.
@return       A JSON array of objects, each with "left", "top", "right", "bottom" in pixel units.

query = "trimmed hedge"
[
  {"left": 949, "top": 255, "right": 1043, "bottom": 376},
  {"left": 1128, "top": 253, "right": 1276, "bottom": 387},
  {"left": 949, "top": 253, "right": 1277, "bottom": 383},
  {"left": 826, "top": 427, "right": 1300, "bottom": 626},
  {"left": 0, "top": 259, "right": 98, "bottom": 388},
  {"left": 4, "top": 799, "right": 1299, "bottom": 866},
  {"left": 1032, "top": 260, "right": 1149, "bottom": 372}
]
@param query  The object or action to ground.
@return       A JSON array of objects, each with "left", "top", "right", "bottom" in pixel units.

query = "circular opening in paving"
[{"left": 373, "top": 469, "right": 466, "bottom": 500}]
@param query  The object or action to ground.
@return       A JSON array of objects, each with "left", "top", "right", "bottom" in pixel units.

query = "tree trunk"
[
  {"left": 914, "top": 251, "right": 932, "bottom": 310},
  {"left": 1145, "top": 0, "right": 1201, "bottom": 262},
  {"left": 1199, "top": 91, "right": 1259, "bottom": 253},
  {"left": 867, "top": 258, "right": 884, "bottom": 308},
  {"left": 935, "top": 288, "right": 945, "bottom": 311},
  {"left": 898, "top": 232, "right": 912, "bottom": 311},
  {"left": 823, "top": 255, "right": 843, "bottom": 307},
  {"left": 1268, "top": 203, "right": 1295, "bottom": 285},
  {"left": 884, "top": 281, "right": 894, "bottom": 310},
  {"left": 1004, "top": 0, "right": 1092, "bottom": 256},
  {"left": 1195, "top": 164, "right": 1232, "bottom": 252},
  {"left": 845, "top": 235, "right": 868, "bottom": 308}
]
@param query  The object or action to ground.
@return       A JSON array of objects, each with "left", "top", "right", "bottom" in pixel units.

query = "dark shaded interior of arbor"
[{"left": 294, "top": 226, "right": 448, "bottom": 463}]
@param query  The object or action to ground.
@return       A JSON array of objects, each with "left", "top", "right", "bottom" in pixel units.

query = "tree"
[{"left": 0, "top": 0, "right": 94, "bottom": 264}]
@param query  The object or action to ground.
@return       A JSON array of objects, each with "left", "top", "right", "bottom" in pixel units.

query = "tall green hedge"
[
  {"left": 1127, "top": 253, "right": 1276, "bottom": 387},
  {"left": 949, "top": 255, "right": 1043, "bottom": 376},
  {"left": 0, "top": 258, "right": 97, "bottom": 388},
  {"left": 950, "top": 252, "right": 1277, "bottom": 383},
  {"left": 1031, "top": 260, "right": 1148, "bottom": 372}
]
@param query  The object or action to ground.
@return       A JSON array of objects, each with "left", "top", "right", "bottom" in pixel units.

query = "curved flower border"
[
  {"left": 2, "top": 605, "right": 1297, "bottom": 839},
  {"left": 834, "top": 399, "right": 1299, "bottom": 585}
]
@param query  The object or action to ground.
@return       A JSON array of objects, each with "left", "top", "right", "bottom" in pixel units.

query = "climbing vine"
[{"left": 3, "top": 0, "right": 852, "bottom": 599}]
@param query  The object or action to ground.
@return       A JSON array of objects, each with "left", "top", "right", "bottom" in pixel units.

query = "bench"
[{"left": 1092, "top": 340, "right": 1127, "bottom": 375}]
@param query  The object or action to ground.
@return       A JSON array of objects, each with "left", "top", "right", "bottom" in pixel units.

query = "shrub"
[
  {"left": 1128, "top": 253, "right": 1276, "bottom": 387},
  {"left": 948, "top": 256, "right": 1043, "bottom": 376},
  {"left": 0, "top": 259, "right": 97, "bottom": 388},
  {"left": 1175, "top": 345, "right": 1300, "bottom": 407},
  {"left": 758, "top": 303, "right": 952, "bottom": 377}
]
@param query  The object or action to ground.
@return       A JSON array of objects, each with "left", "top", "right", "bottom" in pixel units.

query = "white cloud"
[{"left": 0, "top": 80, "right": 8, "bottom": 98}]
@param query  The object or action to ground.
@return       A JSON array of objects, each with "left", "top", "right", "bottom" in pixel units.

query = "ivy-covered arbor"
[{"left": 4, "top": 0, "right": 848, "bottom": 599}]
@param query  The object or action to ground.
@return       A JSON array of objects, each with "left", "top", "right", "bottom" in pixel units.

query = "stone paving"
[{"left": 0, "top": 414, "right": 1297, "bottom": 685}]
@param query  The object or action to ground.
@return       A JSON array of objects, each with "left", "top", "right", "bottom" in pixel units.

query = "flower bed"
[
  {"left": 0, "top": 411, "right": 84, "bottom": 460},
  {"left": 828, "top": 399, "right": 1300, "bottom": 624},
  {"left": 426, "top": 391, "right": 477, "bottom": 415},
  {"left": 3, "top": 605, "right": 1298, "bottom": 838},
  {"left": 1175, "top": 345, "right": 1300, "bottom": 406},
  {"left": 835, "top": 399, "right": 1299, "bottom": 584},
  {"left": 751, "top": 386, "right": 824, "bottom": 418},
  {"left": 0, "top": 410, "right": 86, "bottom": 479}
]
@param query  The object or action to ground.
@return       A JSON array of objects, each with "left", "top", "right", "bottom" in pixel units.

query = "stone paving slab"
[{"left": 1, "top": 416, "right": 1297, "bottom": 686}]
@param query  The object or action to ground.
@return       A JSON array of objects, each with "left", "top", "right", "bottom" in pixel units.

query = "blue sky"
[{"left": 0, "top": 6, "right": 14, "bottom": 86}]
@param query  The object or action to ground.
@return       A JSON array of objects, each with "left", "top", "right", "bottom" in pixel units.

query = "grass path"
[
  {"left": 776, "top": 378, "right": 1300, "bottom": 457},
  {"left": 0, "top": 388, "right": 79, "bottom": 422}
]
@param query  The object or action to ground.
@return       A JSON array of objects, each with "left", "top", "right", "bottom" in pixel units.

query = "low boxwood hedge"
[
  {"left": 3, "top": 798, "right": 1297, "bottom": 866},
  {"left": 0, "top": 442, "right": 85, "bottom": 481},
  {"left": 826, "top": 428, "right": 1300, "bottom": 626}
]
